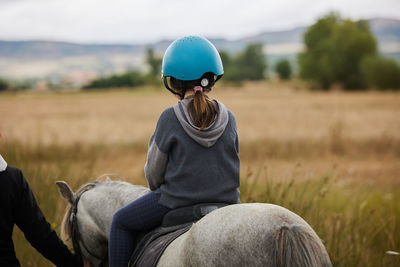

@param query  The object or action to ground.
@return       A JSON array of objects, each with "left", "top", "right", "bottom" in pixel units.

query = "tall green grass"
[
  {"left": 3, "top": 141, "right": 400, "bottom": 267},
  {"left": 5, "top": 142, "right": 99, "bottom": 266},
  {"left": 241, "top": 168, "right": 400, "bottom": 267}
]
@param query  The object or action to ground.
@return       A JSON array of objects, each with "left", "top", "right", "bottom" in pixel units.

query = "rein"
[{"left": 70, "top": 183, "right": 107, "bottom": 265}]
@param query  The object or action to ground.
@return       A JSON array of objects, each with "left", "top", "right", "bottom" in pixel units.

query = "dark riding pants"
[{"left": 109, "top": 191, "right": 170, "bottom": 267}]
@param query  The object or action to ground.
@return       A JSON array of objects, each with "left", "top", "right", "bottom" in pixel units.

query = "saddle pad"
[{"left": 129, "top": 224, "right": 192, "bottom": 267}]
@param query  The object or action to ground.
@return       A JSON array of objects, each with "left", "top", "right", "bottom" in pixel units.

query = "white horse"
[{"left": 56, "top": 180, "right": 332, "bottom": 267}]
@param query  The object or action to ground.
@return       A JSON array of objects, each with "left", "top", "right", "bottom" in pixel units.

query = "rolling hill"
[{"left": 0, "top": 18, "right": 399, "bottom": 84}]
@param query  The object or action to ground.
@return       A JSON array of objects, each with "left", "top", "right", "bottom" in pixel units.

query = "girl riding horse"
[{"left": 109, "top": 36, "right": 240, "bottom": 266}]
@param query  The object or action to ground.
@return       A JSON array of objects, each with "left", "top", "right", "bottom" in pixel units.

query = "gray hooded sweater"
[{"left": 144, "top": 98, "right": 240, "bottom": 209}]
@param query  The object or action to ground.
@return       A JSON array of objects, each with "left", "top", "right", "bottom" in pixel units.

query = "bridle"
[{"left": 69, "top": 182, "right": 108, "bottom": 266}]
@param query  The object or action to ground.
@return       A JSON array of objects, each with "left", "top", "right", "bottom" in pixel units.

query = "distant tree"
[
  {"left": 219, "top": 50, "right": 231, "bottom": 73},
  {"left": 298, "top": 13, "right": 377, "bottom": 89},
  {"left": 14, "top": 79, "right": 36, "bottom": 90},
  {"left": 146, "top": 47, "right": 162, "bottom": 77},
  {"left": 84, "top": 71, "right": 146, "bottom": 89},
  {"left": 361, "top": 55, "right": 400, "bottom": 89},
  {"left": 0, "top": 78, "right": 8, "bottom": 91},
  {"left": 219, "top": 50, "right": 240, "bottom": 81},
  {"left": 275, "top": 59, "right": 292, "bottom": 80},
  {"left": 223, "top": 44, "right": 267, "bottom": 81},
  {"left": 236, "top": 43, "right": 267, "bottom": 80}
]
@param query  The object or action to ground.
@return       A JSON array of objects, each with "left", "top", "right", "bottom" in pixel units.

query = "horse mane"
[
  {"left": 61, "top": 204, "right": 72, "bottom": 241},
  {"left": 60, "top": 182, "right": 97, "bottom": 241}
]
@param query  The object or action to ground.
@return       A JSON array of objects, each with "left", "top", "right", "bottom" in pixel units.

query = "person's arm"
[
  {"left": 144, "top": 134, "right": 168, "bottom": 191},
  {"left": 144, "top": 109, "right": 175, "bottom": 191},
  {"left": 14, "top": 169, "right": 82, "bottom": 267},
  {"left": 230, "top": 110, "right": 239, "bottom": 154}
]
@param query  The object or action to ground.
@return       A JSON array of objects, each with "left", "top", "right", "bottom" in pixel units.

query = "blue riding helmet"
[
  {"left": 162, "top": 36, "right": 224, "bottom": 80},
  {"left": 162, "top": 36, "right": 224, "bottom": 99}
]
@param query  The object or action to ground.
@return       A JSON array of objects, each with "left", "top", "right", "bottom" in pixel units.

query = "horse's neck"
[
  {"left": 80, "top": 182, "right": 150, "bottom": 236},
  {"left": 98, "top": 181, "right": 150, "bottom": 206}
]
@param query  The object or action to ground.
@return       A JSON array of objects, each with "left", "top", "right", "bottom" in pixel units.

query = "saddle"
[{"left": 128, "top": 203, "right": 228, "bottom": 267}]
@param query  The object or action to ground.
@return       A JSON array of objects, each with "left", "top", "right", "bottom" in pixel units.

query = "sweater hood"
[
  {"left": 0, "top": 154, "right": 7, "bottom": 172},
  {"left": 173, "top": 98, "right": 229, "bottom": 147}
]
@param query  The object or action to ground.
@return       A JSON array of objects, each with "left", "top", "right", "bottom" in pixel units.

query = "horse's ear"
[{"left": 56, "top": 181, "right": 75, "bottom": 205}]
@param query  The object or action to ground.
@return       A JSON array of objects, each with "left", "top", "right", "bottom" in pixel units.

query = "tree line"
[
  {"left": 83, "top": 43, "right": 270, "bottom": 90},
  {"left": 1, "top": 12, "right": 399, "bottom": 92},
  {"left": 83, "top": 12, "right": 400, "bottom": 91}
]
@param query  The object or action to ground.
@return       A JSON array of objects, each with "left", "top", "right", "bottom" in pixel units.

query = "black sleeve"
[{"left": 14, "top": 169, "right": 82, "bottom": 267}]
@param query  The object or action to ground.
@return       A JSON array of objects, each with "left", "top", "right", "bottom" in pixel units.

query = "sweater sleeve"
[
  {"left": 229, "top": 110, "right": 240, "bottom": 153},
  {"left": 144, "top": 109, "right": 175, "bottom": 191},
  {"left": 14, "top": 169, "right": 82, "bottom": 267},
  {"left": 144, "top": 134, "right": 168, "bottom": 191}
]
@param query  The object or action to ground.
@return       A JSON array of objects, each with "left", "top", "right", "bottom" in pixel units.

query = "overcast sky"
[{"left": 0, "top": 0, "right": 399, "bottom": 44}]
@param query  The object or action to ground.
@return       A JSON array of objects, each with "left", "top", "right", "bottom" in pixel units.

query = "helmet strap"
[
  {"left": 163, "top": 74, "right": 223, "bottom": 100},
  {"left": 163, "top": 77, "right": 185, "bottom": 100},
  {"left": 215, "top": 74, "right": 223, "bottom": 83}
]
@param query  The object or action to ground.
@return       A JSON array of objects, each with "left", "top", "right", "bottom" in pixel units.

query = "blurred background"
[{"left": 0, "top": 0, "right": 399, "bottom": 266}]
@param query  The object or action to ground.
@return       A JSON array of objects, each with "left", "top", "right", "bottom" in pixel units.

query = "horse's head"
[
  {"left": 56, "top": 181, "right": 107, "bottom": 267},
  {"left": 56, "top": 179, "right": 150, "bottom": 267}
]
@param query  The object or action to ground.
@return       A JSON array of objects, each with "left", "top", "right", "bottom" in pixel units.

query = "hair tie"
[{"left": 193, "top": 86, "right": 203, "bottom": 93}]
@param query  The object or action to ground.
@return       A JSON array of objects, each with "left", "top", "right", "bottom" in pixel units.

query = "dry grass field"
[{"left": 0, "top": 81, "right": 399, "bottom": 266}]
